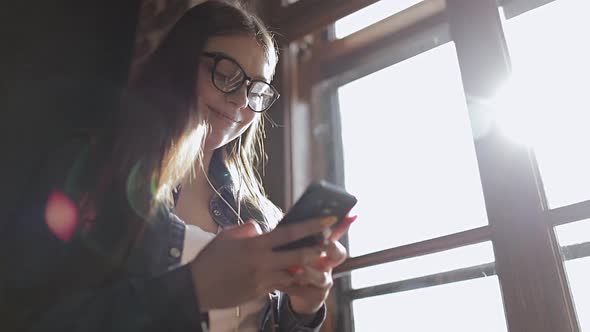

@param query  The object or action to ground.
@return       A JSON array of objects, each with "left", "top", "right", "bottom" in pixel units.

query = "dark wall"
[
  {"left": 0, "top": 1, "right": 141, "bottom": 217},
  {"left": 257, "top": 0, "right": 290, "bottom": 211},
  {"left": 0, "top": 0, "right": 287, "bottom": 216}
]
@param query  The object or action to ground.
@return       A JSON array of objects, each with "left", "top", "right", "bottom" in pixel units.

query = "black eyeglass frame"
[{"left": 202, "top": 52, "right": 280, "bottom": 113}]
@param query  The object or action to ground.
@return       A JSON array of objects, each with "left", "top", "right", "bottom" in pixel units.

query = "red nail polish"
[
  {"left": 328, "top": 215, "right": 357, "bottom": 241},
  {"left": 288, "top": 266, "right": 303, "bottom": 274},
  {"left": 344, "top": 215, "right": 358, "bottom": 223}
]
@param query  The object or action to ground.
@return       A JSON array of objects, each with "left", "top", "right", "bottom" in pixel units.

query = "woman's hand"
[
  {"left": 281, "top": 239, "right": 348, "bottom": 316},
  {"left": 190, "top": 219, "right": 330, "bottom": 311}
]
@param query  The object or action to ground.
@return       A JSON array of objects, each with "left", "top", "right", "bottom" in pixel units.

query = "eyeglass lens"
[{"left": 212, "top": 58, "right": 277, "bottom": 112}]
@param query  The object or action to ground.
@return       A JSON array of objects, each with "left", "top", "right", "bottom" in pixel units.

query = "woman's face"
[{"left": 196, "top": 35, "right": 275, "bottom": 151}]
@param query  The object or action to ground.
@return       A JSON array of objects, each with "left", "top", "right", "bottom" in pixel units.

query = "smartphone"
[{"left": 273, "top": 180, "right": 357, "bottom": 251}]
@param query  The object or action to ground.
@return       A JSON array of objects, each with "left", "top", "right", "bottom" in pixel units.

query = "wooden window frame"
[{"left": 261, "top": 0, "right": 587, "bottom": 331}]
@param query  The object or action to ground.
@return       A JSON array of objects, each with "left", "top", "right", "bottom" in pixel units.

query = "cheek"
[{"left": 196, "top": 77, "right": 215, "bottom": 105}]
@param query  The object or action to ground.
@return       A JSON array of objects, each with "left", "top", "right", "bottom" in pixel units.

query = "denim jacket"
[
  {"left": 131, "top": 149, "right": 326, "bottom": 331},
  {"left": 0, "top": 137, "right": 325, "bottom": 332}
]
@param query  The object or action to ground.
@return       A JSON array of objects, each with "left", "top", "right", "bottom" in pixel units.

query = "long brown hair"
[{"left": 105, "top": 0, "right": 281, "bottom": 231}]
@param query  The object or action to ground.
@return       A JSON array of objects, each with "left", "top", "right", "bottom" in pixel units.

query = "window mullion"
[
  {"left": 448, "top": 0, "right": 578, "bottom": 331},
  {"left": 547, "top": 200, "right": 590, "bottom": 227},
  {"left": 334, "top": 226, "right": 491, "bottom": 276},
  {"left": 501, "top": 0, "right": 559, "bottom": 19}
]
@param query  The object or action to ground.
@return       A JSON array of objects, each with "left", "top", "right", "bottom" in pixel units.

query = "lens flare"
[
  {"left": 491, "top": 76, "right": 556, "bottom": 147},
  {"left": 465, "top": 95, "right": 495, "bottom": 141},
  {"left": 64, "top": 144, "right": 90, "bottom": 196},
  {"left": 45, "top": 190, "right": 78, "bottom": 242},
  {"left": 150, "top": 172, "right": 158, "bottom": 199},
  {"left": 126, "top": 161, "right": 150, "bottom": 219}
]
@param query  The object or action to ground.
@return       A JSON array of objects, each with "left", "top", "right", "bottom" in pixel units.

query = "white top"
[{"left": 181, "top": 224, "right": 267, "bottom": 332}]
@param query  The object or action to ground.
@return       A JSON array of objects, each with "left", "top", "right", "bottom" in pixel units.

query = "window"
[
  {"left": 347, "top": 242, "right": 507, "bottom": 331},
  {"left": 337, "top": 35, "right": 504, "bottom": 332},
  {"left": 334, "top": 0, "right": 424, "bottom": 38},
  {"left": 338, "top": 42, "right": 488, "bottom": 256},
  {"left": 501, "top": 2, "right": 590, "bottom": 326},
  {"left": 353, "top": 277, "right": 507, "bottom": 331},
  {"left": 501, "top": 0, "right": 590, "bottom": 209},
  {"left": 350, "top": 242, "right": 495, "bottom": 289},
  {"left": 267, "top": 0, "right": 589, "bottom": 331},
  {"left": 556, "top": 219, "right": 590, "bottom": 330}
]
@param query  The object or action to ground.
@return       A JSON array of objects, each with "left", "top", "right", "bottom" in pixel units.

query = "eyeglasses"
[{"left": 202, "top": 52, "right": 280, "bottom": 113}]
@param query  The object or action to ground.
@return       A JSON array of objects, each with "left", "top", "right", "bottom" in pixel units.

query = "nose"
[{"left": 226, "top": 82, "right": 249, "bottom": 110}]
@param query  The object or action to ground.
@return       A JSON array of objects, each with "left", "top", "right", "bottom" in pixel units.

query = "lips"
[{"left": 208, "top": 106, "right": 242, "bottom": 124}]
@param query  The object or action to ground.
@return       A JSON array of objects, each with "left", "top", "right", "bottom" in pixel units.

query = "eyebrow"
[{"left": 204, "top": 50, "right": 270, "bottom": 83}]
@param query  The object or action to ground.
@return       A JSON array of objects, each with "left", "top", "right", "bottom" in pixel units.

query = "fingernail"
[
  {"left": 320, "top": 216, "right": 337, "bottom": 227},
  {"left": 288, "top": 266, "right": 303, "bottom": 274},
  {"left": 345, "top": 215, "right": 358, "bottom": 223}
]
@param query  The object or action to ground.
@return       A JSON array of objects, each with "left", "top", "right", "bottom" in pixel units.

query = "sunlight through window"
[
  {"left": 337, "top": 43, "right": 488, "bottom": 257},
  {"left": 350, "top": 242, "right": 495, "bottom": 289},
  {"left": 334, "top": 0, "right": 423, "bottom": 38},
  {"left": 353, "top": 277, "right": 507, "bottom": 331},
  {"left": 500, "top": 0, "right": 590, "bottom": 208}
]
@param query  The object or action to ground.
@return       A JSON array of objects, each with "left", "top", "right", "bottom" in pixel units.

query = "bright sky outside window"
[
  {"left": 337, "top": 41, "right": 501, "bottom": 330},
  {"left": 337, "top": 42, "right": 488, "bottom": 258},
  {"left": 499, "top": 0, "right": 590, "bottom": 209},
  {"left": 334, "top": 0, "right": 423, "bottom": 38},
  {"left": 353, "top": 277, "right": 508, "bottom": 331},
  {"left": 350, "top": 242, "right": 495, "bottom": 289}
]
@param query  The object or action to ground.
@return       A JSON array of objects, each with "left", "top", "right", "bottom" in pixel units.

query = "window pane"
[
  {"left": 555, "top": 219, "right": 590, "bottom": 330},
  {"left": 502, "top": 0, "right": 590, "bottom": 208},
  {"left": 334, "top": 0, "right": 423, "bottom": 38},
  {"left": 338, "top": 43, "right": 488, "bottom": 256},
  {"left": 353, "top": 277, "right": 507, "bottom": 331},
  {"left": 352, "top": 242, "right": 495, "bottom": 289},
  {"left": 555, "top": 218, "right": 590, "bottom": 247}
]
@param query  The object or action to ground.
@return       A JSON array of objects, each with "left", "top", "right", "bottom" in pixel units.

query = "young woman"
[
  {"left": 1, "top": 1, "right": 349, "bottom": 331},
  {"left": 169, "top": 1, "right": 350, "bottom": 330}
]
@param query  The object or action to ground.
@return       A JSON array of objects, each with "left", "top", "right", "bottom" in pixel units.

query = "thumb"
[{"left": 223, "top": 220, "right": 263, "bottom": 239}]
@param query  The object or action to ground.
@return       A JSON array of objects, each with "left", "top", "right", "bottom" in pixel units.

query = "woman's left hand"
[{"left": 280, "top": 239, "right": 348, "bottom": 315}]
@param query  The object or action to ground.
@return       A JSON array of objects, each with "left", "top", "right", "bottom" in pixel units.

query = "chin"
[{"left": 204, "top": 132, "right": 237, "bottom": 151}]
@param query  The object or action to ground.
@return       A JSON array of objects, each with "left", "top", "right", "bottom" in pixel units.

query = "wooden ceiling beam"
[
  {"left": 311, "top": 0, "right": 446, "bottom": 84},
  {"left": 270, "top": 0, "right": 382, "bottom": 42}
]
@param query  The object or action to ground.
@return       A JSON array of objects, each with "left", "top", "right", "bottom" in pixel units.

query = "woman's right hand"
[{"left": 190, "top": 218, "right": 331, "bottom": 311}]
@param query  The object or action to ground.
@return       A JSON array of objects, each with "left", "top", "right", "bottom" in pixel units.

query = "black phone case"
[{"left": 273, "top": 181, "right": 357, "bottom": 251}]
